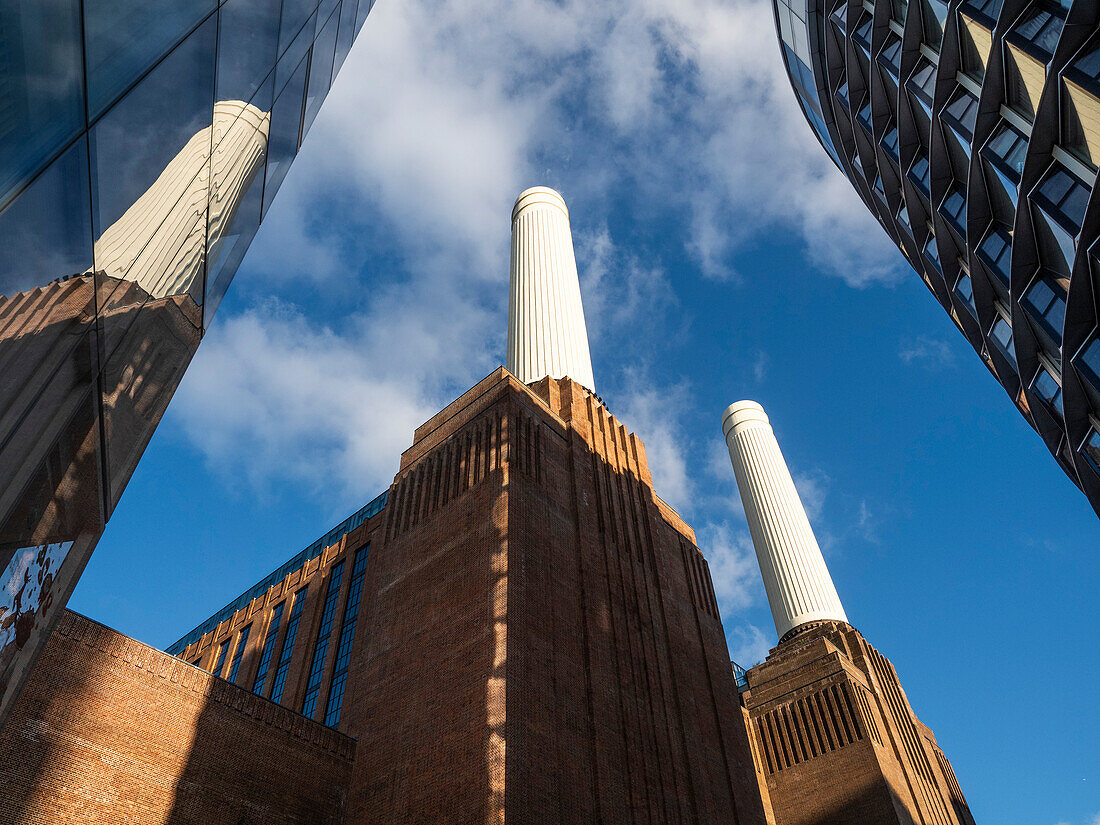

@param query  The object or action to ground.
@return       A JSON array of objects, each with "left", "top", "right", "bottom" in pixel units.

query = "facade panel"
[
  {"left": 0, "top": 0, "right": 377, "bottom": 727},
  {"left": 774, "top": 0, "right": 1100, "bottom": 516}
]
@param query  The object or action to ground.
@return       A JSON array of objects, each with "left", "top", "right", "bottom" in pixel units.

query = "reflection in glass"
[
  {"left": 0, "top": 0, "right": 85, "bottom": 205},
  {"left": 304, "top": 9, "right": 340, "bottom": 138},
  {"left": 216, "top": 0, "right": 282, "bottom": 107},
  {"left": 334, "top": 0, "right": 361, "bottom": 75},
  {"left": 264, "top": 59, "right": 310, "bottom": 216},
  {"left": 84, "top": 0, "right": 216, "bottom": 119},
  {"left": 0, "top": 138, "right": 93, "bottom": 297}
]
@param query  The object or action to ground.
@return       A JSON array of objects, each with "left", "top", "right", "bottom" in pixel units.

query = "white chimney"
[
  {"left": 507, "top": 186, "right": 596, "bottom": 392},
  {"left": 721, "top": 401, "right": 848, "bottom": 641}
]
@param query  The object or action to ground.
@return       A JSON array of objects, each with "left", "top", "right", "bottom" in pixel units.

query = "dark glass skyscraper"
[
  {"left": 774, "top": 0, "right": 1100, "bottom": 516},
  {"left": 0, "top": 0, "right": 376, "bottom": 725}
]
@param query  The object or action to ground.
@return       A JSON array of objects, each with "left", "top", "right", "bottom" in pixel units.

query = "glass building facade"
[
  {"left": 0, "top": 0, "right": 376, "bottom": 725},
  {"left": 773, "top": 0, "right": 1100, "bottom": 516}
]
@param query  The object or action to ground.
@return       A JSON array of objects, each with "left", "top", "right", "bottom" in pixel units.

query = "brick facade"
[
  {"left": 742, "top": 622, "right": 973, "bottom": 825},
  {"left": 0, "top": 610, "right": 354, "bottom": 825}
]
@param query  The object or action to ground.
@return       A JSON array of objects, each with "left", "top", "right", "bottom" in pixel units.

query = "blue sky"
[{"left": 70, "top": 1, "right": 1097, "bottom": 822}]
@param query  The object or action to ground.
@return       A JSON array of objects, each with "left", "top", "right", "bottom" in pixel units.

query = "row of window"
[{"left": 191, "top": 543, "right": 370, "bottom": 727}]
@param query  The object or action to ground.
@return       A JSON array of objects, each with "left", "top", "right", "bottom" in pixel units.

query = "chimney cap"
[
  {"left": 512, "top": 186, "right": 568, "bottom": 222},
  {"left": 721, "top": 400, "right": 768, "bottom": 437}
]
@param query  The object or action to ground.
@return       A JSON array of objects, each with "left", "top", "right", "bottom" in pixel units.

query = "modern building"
[
  {"left": 0, "top": 188, "right": 773, "bottom": 824},
  {"left": 0, "top": 0, "right": 377, "bottom": 725},
  {"left": 773, "top": 0, "right": 1100, "bottom": 515},
  {"left": 723, "top": 400, "right": 973, "bottom": 825}
]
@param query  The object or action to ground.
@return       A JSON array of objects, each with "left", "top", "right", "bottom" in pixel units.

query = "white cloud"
[
  {"left": 727, "top": 623, "right": 772, "bottom": 668},
  {"left": 793, "top": 471, "right": 828, "bottom": 523},
  {"left": 695, "top": 520, "right": 764, "bottom": 614},
  {"left": 615, "top": 376, "right": 694, "bottom": 510},
  {"left": 899, "top": 335, "right": 957, "bottom": 367}
]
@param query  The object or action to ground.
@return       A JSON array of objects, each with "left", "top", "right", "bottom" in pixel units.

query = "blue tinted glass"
[
  {"left": 84, "top": 0, "right": 216, "bottom": 119},
  {"left": 263, "top": 57, "right": 309, "bottom": 216},
  {"left": 216, "top": 0, "right": 282, "bottom": 106},
  {"left": 90, "top": 16, "right": 216, "bottom": 237},
  {"left": 204, "top": 90, "right": 271, "bottom": 329},
  {"left": 334, "top": 0, "right": 360, "bottom": 74},
  {"left": 0, "top": 0, "right": 85, "bottom": 205},
  {"left": 1075, "top": 337, "right": 1100, "bottom": 387},
  {"left": 303, "top": 10, "right": 340, "bottom": 138},
  {"left": 0, "top": 138, "right": 92, "bottom": 296},
  {"left": 276, "top": 10, "right": 317, "bottom": 97},
  {"left": 279, "top": 0, "right": 319, "bottom": 57},
  {"left": 355, "top": 0, "right": 372, "bottom": 34}
]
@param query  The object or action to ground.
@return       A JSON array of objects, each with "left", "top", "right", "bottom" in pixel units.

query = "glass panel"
[
  {"left": 924, "top": 234, "right": 942, "bottom": 270},
  {"left": 983, "top": 120, "right": 1028, "bottom": 184},
  {"left": 252, "top": 601, "right": 285, "bottom": 694},
  {"left": 907, "top": 59, "right": 937, "bottom": 109},
  {"left": 1030, "top": 366, "right": 1063, "bottom": 414},
  {"left": 1022, "top": 270, "right": 1067, "bottom": 343},
  {"left": 271, "top": 586, "right": 308, "bottom": 704},
  {"left": 302, "top": 8, "right": 341, "bottom": 139},
  {"left": 323, "top": 545, "right": 369, "bottom": 726},
  {"left": 1011, "top": 1, "right": 1065, "bottom": 59},
  {"left": 90, "top": 15, "right": 216, "bottom": 378},
  {"left": 84, "top": 0, "right": 216, "bottom": 119},
  {"left": 990, "top": 315, "right": 1017, "bottom": 365},
  {"left": 0, "top": 138, "right": 92, "bottom": 298},
  {"left": 1035, "top": 163, "right": 1090, "bottom": 234},
  {"left": 276, "top": 10, "right": 317, "bottom": 99},
  {"left": 0, "top": 0, "right": 85, "bottom": 206},
  {"left": 204, "top": 90, "right": 271, "bottom": 329},
  {"left": 213, "top": 638, "right": 230, "bottom": 677},
  {"left": 1079, "top": 427, "right": 1100, "bottom": 476},
  {"left": 279, "top": 0, "right": 319, "bottom": 58},
  {"left": 944, "top": 88, "right": 979, "bottom": 138},
  {"left": 262, "top": 56, "right": 309, "bottom": 217},
  {"left": 909, "top": 153, "right": 931, "bottom": 194},
  {"left": 301, "top": 559, "right": 345, "bottom": 719},
  {"left": 954, "top": 272, "right": 976, "bottom": 311},
  {"left": 1074, "top": 336, "right": 1100, "bottom": 391},
  {"left": 216, "top": 0, "right": 282, "bottom": 107},
  {"left": 226, "top": 624, "right": 251, "bottom": 683},
  {"left": 978, "top": 225, "right": 1013, "bottom": 285},
  {"left": 355, "top": 0, "right": 372, "bottom": 35},
  {"left": 334, "top": 0, "right": 360, "bottom": 75}
]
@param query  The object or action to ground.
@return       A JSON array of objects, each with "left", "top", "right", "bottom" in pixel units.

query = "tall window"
[
  {"left": 212, "top": 638, "right": 230, "bottom": 678},
  {"left": 226, "top": 624, "right": 251, "bottom": 684},
  {"left": 301, "top": 560, "right": 346, "bottom": 719},
  {"left": 270, "top": 586, "right": 308, "bottom": 705},
  {"left": 324, "top": 546, "right": 370, "bottom": 726},
  {"left": 252, "top": 601, "right": 285, "bottom": 694}
]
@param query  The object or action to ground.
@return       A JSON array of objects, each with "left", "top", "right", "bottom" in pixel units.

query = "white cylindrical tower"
[
  {"left": 721, "top": 400, "right": 848, "bottom": 640},
  {"left": 507, "top": 186, "right": 596, "bottom": 392}
]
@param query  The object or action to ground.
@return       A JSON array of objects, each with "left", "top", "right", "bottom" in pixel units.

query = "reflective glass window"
[
  {"left": 1022, "top": 270, "right": 1067, "bottom": 344},
  {"left": 853, "top": 14, "right": 873, "bottom": 57},
  {"left": 270, "top": 586, "right": 307, "bottom": 704},
  {"left": 963, "top": 0, "right": 1004, "bottom": 22},
  {"left": 355, "top": 0, "right": 373, "bottom": 34},
  {"left": 857, "top": 102, "right": 874, "bottom": 134},
  {"left": 84, "top": 0, "right": 216, "bottom": 119},
  {"left": 940, "top": 185, "right": 967, "bottom": 235},
  {"left": 0, "top": 1, "right": 85, "bottom": 205},
  {"left": 979, "top": 225, "right": 1013, "bottom": 285},
  {"left": 213, "top": 638, "right": 230, "bottom": 677},
  {"left": 302, "top": 560, "right": 345, "bottom": 719},
  {"left": 1011, "top": 1, "right": 1065, "bottom": 59},
  {"left": 835, "top": 79, "right": 851, "bottom": 110},
  {"left": 921, "top": 0, "right": 948, "bottom": 48},
  {"left": 990, "top": 314, "right": 1017, "bottom": 365},
  {"left": 1031, "top": 365, "right": 1063, "bottom": 414},
  {"left": 334, "top": 0, "right": 361, "bottom": 75},
  {"left": 226, "top": 624, "right": 251, "bottom": 683},
  {"left": 909, "top": 153, "right": 931, "bottom": 194},
  {"left": 879, "top": 35, "right": 903, "bottom": 78},
  {"left": 924, "top": 234, "right": 942, "bottom": 271},
  {"left": 1035, "top": 163, "right": 1091, "bottom": 235},
  {"left": 955, "top": 271, "right": 976, "bottom": 311},
  {"left": 897, "top": 204, "right": 912, "bottom": 233},
  {"left": 891, "top": 0, "right": 907, "bottom": 24},
  {"left": 1074, "top": 336, "right": 1100, "bottom": 392},
  {"left": 0, "top": 138, "right": 92, "bottom": 296},
  {"left": 830, "top": 4, "right": 847, "bottom": 34},
  {"left": 216, "top": 0, "right": 282, "bottom": 107},
  {"left": 90, "top": 16, "right": 216, "bottom": 241},
  {"left": 323, "top": 545, "right": 369, "bottom": 727},
  {"left": 303, "top": 7, "right": 341, "bottom": 138},
  {"left": 882, "top": 125, "right": 900, "bottom": 159},
  {"left": 279, "top": 0, "right": 319, "bottom": 57},
  {"left": 1079, "top": 426, "right": 1100, "bottom": 476},
  {"left": 276, "top": 10, "right": 318, "bottom": 97},
  {"left": 982, "top": 120, "right": 1028, "bottom": 184},
  {"left": 263, "top": 57, "right": 310, "bottom": 216},
  {"left": 944, "top": 88, "right": 979, "bottom": 139},
  {"left": 1068, "top": 35, "right": 1100, "bottom": 93},
  {"left": 873, "top": 173, "right": 888, "bottom": 202},
  {"left": 252, "top": 601, "right": 285, "bottom": 694},
  {"left": 907, "top": 58, "right": 937, "bottom": 110}
]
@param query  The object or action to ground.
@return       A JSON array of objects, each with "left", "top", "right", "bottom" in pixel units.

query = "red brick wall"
[{"left": 0, "top": 610, "right": 354, "bottom": 825}]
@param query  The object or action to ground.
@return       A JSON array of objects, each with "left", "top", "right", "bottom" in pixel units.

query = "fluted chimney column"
[
  {"left": 507, "top": 186, "right": 596, "bottom": 392},
  {"left": 721, "top": 400, "right": 847, "bottom": 640}
]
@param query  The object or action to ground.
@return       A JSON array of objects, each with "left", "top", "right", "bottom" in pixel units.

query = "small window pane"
[
  {"left": 84, "top": 0, "right": 216, "bottom": 119},
  {"left": 303, "top": 8, "right": 341, "bottom": 139},
  {"left": 263, "top": 57, "right": 310, "bottom": 216},
  {"left": 334, "top": 0, "right": 360, "bottom": 75}
]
